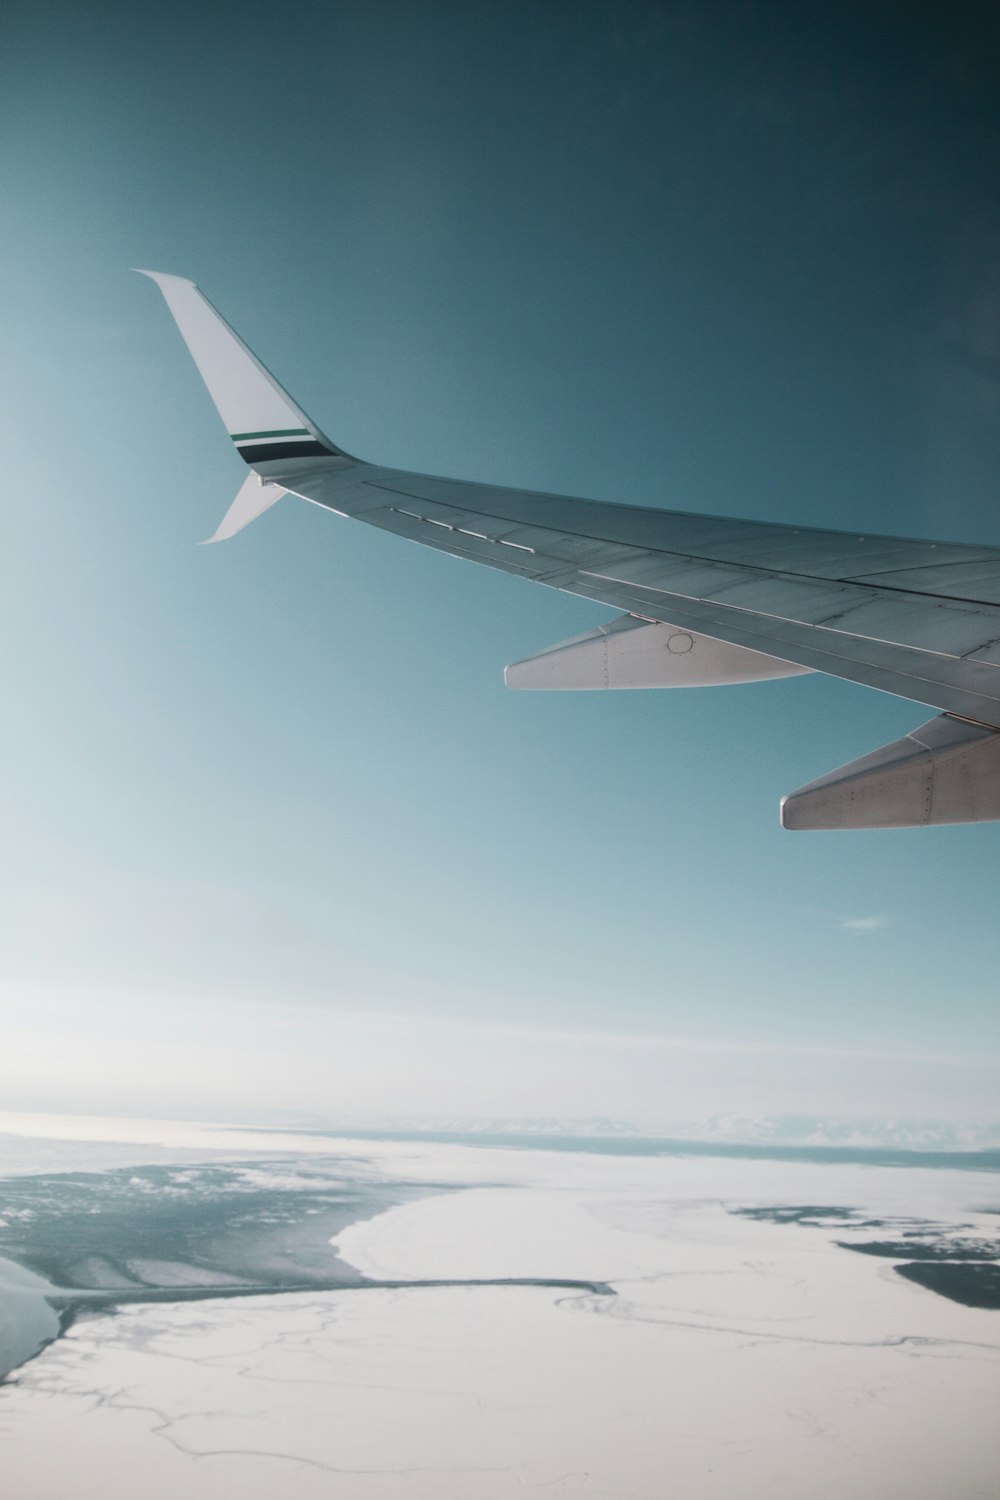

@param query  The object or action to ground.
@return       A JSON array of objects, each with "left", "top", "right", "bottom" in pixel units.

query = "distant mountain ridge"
[{"left": 247, "top": 1110, "right": 1000, "bottom": 1152}]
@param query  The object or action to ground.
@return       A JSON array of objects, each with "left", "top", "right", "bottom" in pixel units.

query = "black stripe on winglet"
[{"left": 236, "top": 439, "right": 340, "bottom": 463}]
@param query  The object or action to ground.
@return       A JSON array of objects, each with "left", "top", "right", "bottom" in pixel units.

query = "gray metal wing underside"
[{"left": 269, "top": 456, "right": 1000, "bottom": 730}]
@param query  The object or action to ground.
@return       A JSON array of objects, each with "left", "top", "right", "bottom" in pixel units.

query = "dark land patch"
[
  {"left": 836, "top": 1238, "right": 1000, "bottom": 1262},
  {"left": 732, "top": 1205, "right": 857, "bottom": 1226},
  {"left": 895, "top": 1263, "right": 1000, "bottom": 1310},
  {"left": 729, "top": 1204, "right": 1000, "bottom": 1311}
]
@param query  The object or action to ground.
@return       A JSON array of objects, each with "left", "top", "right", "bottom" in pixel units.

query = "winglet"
[
  {"left": 201, "top": 473, "right": 287, "bottom": 544},
  {"left": 135, "top": 270, "right": 343, "bottom": 466}
]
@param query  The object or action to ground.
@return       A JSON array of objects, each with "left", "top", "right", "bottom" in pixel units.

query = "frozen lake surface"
[{"left": 0, "top": 1114, "right": 997, "bottom": 1497}]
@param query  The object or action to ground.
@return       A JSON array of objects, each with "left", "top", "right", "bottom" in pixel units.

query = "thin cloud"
[{"left": 839, "top": 915, "right": 889, "bottom": 933}]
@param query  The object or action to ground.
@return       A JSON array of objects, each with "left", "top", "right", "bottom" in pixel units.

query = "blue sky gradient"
[{"left": 1, "top": 1, "right": 998, "bottom": 1126}]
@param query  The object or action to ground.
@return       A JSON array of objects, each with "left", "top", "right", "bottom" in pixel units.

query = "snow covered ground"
[{"left": 0, "top": 1118, "right": 997, "bottom": 1498}]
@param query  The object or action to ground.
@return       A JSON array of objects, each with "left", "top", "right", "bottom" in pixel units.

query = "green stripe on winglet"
[{"left": 230, "top": 428, "right": 311, "bottom": 440}]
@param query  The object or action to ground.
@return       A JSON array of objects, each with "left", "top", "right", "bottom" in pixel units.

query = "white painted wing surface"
[{"left": 140, "top": 273, "right": 1000, "bottom": 826}]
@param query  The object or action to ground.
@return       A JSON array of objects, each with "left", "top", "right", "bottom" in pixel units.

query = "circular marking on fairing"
[{"left": 667, "top": 632, "right": 695, "bottom": 654}]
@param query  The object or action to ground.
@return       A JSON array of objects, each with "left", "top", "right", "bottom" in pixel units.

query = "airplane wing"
[{"left": 138, "top": 271, "right": 1000, "bottom": 829}]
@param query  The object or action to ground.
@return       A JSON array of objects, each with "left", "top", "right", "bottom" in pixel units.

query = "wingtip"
[{"left": 132, "top": 268, "right": 197, "bottom": 289}]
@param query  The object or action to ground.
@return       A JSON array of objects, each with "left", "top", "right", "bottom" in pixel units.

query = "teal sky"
[{"left": 1, "top": 2, "right": 998, "bottom": 1128}]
